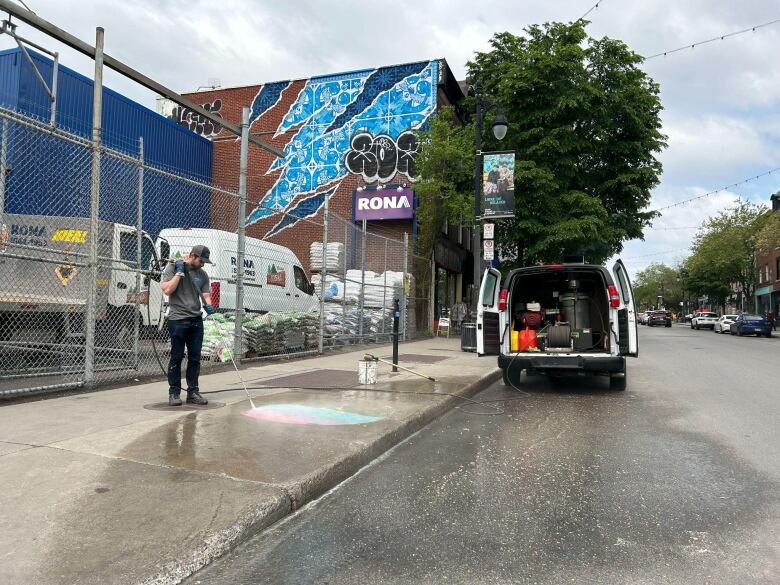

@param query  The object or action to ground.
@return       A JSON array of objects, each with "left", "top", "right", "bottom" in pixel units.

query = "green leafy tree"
[
  {"left": 463, "top": 22, "right": 666, "bottom": 266},
  {"left": 633, "top": 262, "right": 685, "bottom": 311},
  {"left": 414, "top": 107, "right": 475, "bottom": 257},
  {"left": 686, "top": 201, "right": 770, "bottom": 307}
]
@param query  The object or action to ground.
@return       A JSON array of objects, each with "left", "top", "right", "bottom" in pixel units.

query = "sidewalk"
[{"left": 0, "top": 337, "right": 500, "bottom": 585}]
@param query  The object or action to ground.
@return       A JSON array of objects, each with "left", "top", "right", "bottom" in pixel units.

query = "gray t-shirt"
[{"left": 162, "top": 262, "right": 210, "bottom": 320}]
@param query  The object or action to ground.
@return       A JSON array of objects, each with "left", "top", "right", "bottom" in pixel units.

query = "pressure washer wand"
[
  {"left": 364, "top": 353, "right": 436, "bottom": 382},
  {"left": 214, "top": 318, "right": 257, "bottom": 409}
]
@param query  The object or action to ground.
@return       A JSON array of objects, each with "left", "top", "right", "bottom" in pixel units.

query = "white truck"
[{"left": 0, "top": 213, "right": 165, "bottom": 364}]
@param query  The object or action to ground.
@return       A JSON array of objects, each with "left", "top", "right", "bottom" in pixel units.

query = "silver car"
[{"left": 714, "top": 314, "right": 739, "bottom": 334}]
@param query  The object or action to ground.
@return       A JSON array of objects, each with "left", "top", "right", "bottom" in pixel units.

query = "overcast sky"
[{"left": 2, "top": 0, "right": 779, "bottom": 279}]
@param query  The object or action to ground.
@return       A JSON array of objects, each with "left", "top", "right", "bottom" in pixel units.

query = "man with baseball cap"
[{"left": 160, "top": 245, "right": 217, "bottom": 406}]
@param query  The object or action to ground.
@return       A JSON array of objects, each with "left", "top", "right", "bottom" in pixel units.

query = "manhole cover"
[
  {"left": 250, "top": 369, "right": 358, "bottom": 389},
  {"left": 143, "top": 401, "right": 226, "bottom": 411},
  {"left": 381, "top": 354, "right": 449, "bottom": 364}
]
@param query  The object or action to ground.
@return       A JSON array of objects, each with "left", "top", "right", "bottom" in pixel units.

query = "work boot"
[
  {"left": 186, "top": 391, "right": 208, "bottom": 405},
  {"left": 168, "top": 394, "right": 183, "bottom": 406}
]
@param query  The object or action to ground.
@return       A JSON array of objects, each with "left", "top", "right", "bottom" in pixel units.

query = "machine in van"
[
  {"left": 477, "top": 260, "right": 638, "bottom": 390},
  {"left": 157, "top": 228, "right": 318, "bottom": 315}
]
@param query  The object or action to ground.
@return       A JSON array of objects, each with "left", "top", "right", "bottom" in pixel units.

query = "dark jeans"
[{"left": 167, "top": 316, "right": 204, "bottom": 395}]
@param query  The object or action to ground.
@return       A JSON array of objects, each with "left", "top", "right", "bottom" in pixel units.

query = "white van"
[
  {"left": 157, "top": 228, "right": 318, "bottom": 315},
  {"left": 477, "top": 260, "right": 638, "bottom": 390}
]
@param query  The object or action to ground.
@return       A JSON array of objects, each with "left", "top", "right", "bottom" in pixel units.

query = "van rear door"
[
  {"left": 477, "top": 267, "right": 501, "bottom": 356},
  {"left": 612, "top": 259, "right": 638, "bottom": 357}
]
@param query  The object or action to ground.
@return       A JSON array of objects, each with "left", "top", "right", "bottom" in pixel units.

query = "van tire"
[{"left": 609, "top": 367, "right": 627, "bottom": 391}]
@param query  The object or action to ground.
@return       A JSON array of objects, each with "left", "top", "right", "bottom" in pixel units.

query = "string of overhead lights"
[
  {"left": 577, "top": 1, "right": 606, "bottom": 21},
  {"left": 649, "top": 167, "right": 780, "bottom": 213},
  {"left": 644, "top": 17, "right": 780, "bottom": 60}
]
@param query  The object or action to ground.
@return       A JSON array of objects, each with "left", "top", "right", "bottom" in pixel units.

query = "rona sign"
[{"left": 354, "top": 187, "right": 415, "bottom": 221}]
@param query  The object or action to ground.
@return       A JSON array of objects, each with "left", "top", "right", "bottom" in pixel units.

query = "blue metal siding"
[
  {"left": 0, "top": 50, "right": 21, "bottom": 111},
  {"left": 0, "top": 48, "right": 213, "bottom": 236}
]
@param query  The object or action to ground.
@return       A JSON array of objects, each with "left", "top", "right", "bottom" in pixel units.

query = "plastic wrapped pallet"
[{"left": 310, "top": 242, "right": 345, "bottom": 273}]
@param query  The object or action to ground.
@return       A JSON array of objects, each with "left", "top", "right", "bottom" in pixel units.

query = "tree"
[
  {"left": 413, "top": 107, "right": 474, "bottom": 258},
  {"left": 686, "top": 201, "right": 770, "bottom": 308},
  {"left": 633, "top": 262, "right": 684, "bottom": 311},
  {"left": 754, "top": 208, "right": 780, "bottom": 255},
  {"left": 464, "top": 22, "right": 666, "bottom": 266}
]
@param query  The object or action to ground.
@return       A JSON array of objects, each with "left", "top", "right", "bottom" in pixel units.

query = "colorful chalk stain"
[{"left": 243, "top": 404, "right": 382, "bottom": 426}]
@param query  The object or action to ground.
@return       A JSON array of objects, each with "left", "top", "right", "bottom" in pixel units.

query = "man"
[{"left": 160, "top": 245, "right": 217, "bottom": 406}]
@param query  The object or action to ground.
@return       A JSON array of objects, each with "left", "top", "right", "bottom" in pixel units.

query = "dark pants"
[{"left": 167, "top": 316, "right": 204, "bottom": 395}]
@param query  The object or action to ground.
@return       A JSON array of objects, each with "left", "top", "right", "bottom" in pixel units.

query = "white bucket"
[{"left": 358, "top": 359, "right": 378, "bottom": 384}]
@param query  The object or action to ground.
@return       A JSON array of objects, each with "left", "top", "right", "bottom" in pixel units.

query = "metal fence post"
[
  {"left": 234, "top": 106, "right": 249, "bottom": 362},
  {"left": 0, "top": 118, "right": 7, "bottom": 221},
  {"left": 84, "top": 27, "right": 104, "bottom": 386},
  {"left": 358, "top": 219, "right": 367, "bottom": 338},
  {"left": 381, "top": 239, "right": 388, "bottom": 340},
  {"left": 133, "top": 137, "right": 143, "bottom": 368},
  {"left": 50, "top": 52, "right": 59, "bottom": 127},
  {"left": 342, "top": 222, "right": 348, "bottom": 331},
  {"left": 318, "top": 195, "right": 329, "bottom": 353},
  {"left": 402, "top": 232, "right": 408, "bottom": 341}
]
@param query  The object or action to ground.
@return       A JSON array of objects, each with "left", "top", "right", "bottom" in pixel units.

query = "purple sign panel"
[{"left": 354, "top": 188, "right": 415, "bottom": 221}]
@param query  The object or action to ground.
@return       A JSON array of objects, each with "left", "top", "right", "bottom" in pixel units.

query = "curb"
[{"left": 164, "top": 367, "right": 501, "bottom": 585}]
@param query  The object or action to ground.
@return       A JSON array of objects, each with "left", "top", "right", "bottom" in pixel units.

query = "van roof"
[{"left": 158, "top": 227, "right": 296, "bottom": 256}]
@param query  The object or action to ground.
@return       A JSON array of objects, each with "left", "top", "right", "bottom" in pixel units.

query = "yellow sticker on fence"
[{"left": 52, "top": 229, "right": 88, "bottom": 244}]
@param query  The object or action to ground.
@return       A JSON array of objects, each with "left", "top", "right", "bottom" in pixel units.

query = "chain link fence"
[{"left": 0, "top": 101, "right": 435, "bottom": 398}]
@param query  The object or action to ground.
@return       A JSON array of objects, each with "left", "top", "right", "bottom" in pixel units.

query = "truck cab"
[{"left": 477, "top": 260, "right": 638, "bottom": 390}]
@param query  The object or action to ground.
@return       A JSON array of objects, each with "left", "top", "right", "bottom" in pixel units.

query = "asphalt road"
[{"left": 188, "top": 324, "right": 780, "bottom": 585}]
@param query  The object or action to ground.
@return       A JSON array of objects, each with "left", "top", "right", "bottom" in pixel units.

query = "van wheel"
[{"left": 610, "top": 367, "right": 627, "bottom": 391}]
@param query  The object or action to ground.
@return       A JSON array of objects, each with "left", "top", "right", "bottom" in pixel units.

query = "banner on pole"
[{"left": 482, "top": 151, "right": 515, "bottom": 219}]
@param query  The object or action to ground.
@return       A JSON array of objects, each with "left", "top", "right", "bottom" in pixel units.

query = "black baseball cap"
[{"left": 191, "top": 245, "right": 213, "bottom": 264}]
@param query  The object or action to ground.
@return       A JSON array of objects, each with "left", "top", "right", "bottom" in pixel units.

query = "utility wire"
[
  {"left": 645, "top": 17, "right": 780, "bottom": 60},
  {"left": 578, "top": 0, "right": 605, "bottom": 21},
  {"left": 623, "top": 247, "right": 690, "bottom": 260},
  {"left": 650, "top": 166, "right": 780, "bottom": 213}
]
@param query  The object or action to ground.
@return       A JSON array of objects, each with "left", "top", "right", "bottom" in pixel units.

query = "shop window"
[{"left": 776, "top": 256, "right": 780, "bottom": 281}]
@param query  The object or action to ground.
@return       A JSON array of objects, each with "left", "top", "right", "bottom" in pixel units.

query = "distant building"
[{"left": 754, "top": 191, "right": 780, "bottom": 315}]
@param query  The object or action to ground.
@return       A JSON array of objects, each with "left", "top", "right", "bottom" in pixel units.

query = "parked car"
[
  {"left": 691, "top": 312, "right": 719, "bottom": 330},
  {"left": 478, "top": 260, "right": 638, "bottom": 391},
  {"left": 714, "top": 314, "right": 738, "bottom": 334},
  {"left": 639, "top": 310, "right": 653, "bottom": 325},
  {"left": 647, "top": 310, "right": 672, "bottom": 327},
  {"left": 681, "top": 313, "right": 694, "bottom": 323},
  {"left": 729, "top": 314, "right": 773, "bottom": 337}
]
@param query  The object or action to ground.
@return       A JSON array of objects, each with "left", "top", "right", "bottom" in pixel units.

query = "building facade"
[
  {"left": 175, "top": 59, "right": 465, "bottom": 273},
  {"left": 755, "top": 192, "right": 780, "bottom": 316}
]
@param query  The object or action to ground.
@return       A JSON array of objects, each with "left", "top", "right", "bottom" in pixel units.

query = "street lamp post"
[{"left": 471, "top": 85, "right": 509, "bottom": 308}]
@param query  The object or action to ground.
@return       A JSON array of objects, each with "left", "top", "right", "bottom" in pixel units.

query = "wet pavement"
[
  {"left": 187, "top": 326, "right": 780, "bottom": 584},
  {"left": 0, "top": 337, "right": 498, "bottom": 585}
]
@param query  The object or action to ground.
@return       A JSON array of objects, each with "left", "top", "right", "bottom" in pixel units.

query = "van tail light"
[
  {"left": 607, "top": 285, "right": 621, "bottom": 308},
  {"left": 210, "top": 281, "right": 221, "bottom": 308},
  {"left": 498, "top": 289, "right": 508, "bottom": 311}
]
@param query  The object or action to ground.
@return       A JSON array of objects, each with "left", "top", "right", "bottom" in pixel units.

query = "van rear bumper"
[{"left": 498, "top": 354, "right": 625, "bottom": 373}]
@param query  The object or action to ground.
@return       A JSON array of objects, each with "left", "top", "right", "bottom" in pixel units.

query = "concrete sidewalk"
[{"left": 0, "top": 337, "right": 499, "bottom": 585}]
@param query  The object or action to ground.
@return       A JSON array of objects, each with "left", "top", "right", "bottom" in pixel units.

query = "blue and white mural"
[{"left": 245, "top": 60, "right": 439, "bottom": 231}]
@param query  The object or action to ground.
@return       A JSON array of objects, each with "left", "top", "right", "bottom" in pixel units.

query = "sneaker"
[
  {"left": 186, "top": 391, "right": 208, "bottom": 405},
  {"left": 168, "top": 394, "right": 183, "bottom": 406}
]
